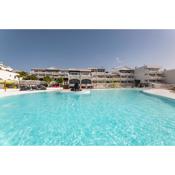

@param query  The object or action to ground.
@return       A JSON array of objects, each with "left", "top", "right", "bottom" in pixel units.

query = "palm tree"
[
  {"left": 16, "top": 71, "right": 28, "bottom": 88},
  {"left": 56, "top": 77, "right": 64, "bottom": 85},
  {"left": 23, "top": 74, "right": 38, "bottom": 80},
  {"left": 17, "top": 71, "right": 28, "bottom": 79},
  {"left": 43, "top": 76, "right": 52, "bottom": 84}
]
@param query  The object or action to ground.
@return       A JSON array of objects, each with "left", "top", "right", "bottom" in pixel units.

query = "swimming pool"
[{"left": 0, "top": 89, "right": 175, "bottom": 146}]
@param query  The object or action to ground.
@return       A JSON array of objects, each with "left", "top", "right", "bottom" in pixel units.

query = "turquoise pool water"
[{"left": 0, "top": 89, "right": 175, "bottom": 146}]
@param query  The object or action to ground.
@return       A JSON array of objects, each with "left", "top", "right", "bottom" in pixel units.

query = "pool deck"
[
  {"left": 0, "top": 87, "right": 62, "bottom": 98},
  {"left": 0, "top": 88, "right": 128, "bottom": 97},
  {"left": 143, "top": 88, "right": 175, "bottom": 100},
  {"left": 1, "top": 87, "right": 175, "bottom": 100}
]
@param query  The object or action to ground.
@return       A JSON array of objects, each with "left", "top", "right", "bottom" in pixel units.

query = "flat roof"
[
  {"left": 135, "top": 65, "right": 161, "bottom": 69},
  {"left": 31, "top": 68, "right": 91, "bottom": 72},
  {"left": 113, "top": 66, "right": 134, "bottom": 71},
  {"left": 145, "top": 65, "right": 161, "bottom": 69},
  {"left": 31, "top": 67, "right": 59, "bottom": 71},
  {"left": 68, "top": 68, "right": 91, "bottom": 72}
]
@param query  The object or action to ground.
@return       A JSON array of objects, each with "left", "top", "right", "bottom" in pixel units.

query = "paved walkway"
[{"left": 143, "top": 88, "right": 175, "bottom": 100}]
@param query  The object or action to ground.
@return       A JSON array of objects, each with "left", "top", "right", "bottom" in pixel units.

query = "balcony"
[
  {"left": 58, "top": 73, "right": 68, "bottom": 78},
  {"left": 81, "top": 74, "right": 92, "bottom": 78},
  {"left": 148, "top": 70, "right": 164, "bottom": 75},
  {"left": 157, "top": 77, "right": 164, "bottom": 80},
  {"left": 120, "top": 77, "right": 134, "bottom": 81},
  {"left": 146, "top": 76, "right": 164, "bottom": 81},
  {"left": 92, "top": 77, "right": 120, "bottom": 81},
  {"left": 92, "top": 77, "right": 106, "bottom": 81},
  {"left": 69, "top": 74, "right": 81, "bottom": 79},
  {"left": 119, "top": 72, "right": 134, "bottom": 76},
  {"left": 150, "top": 75, "right": 163, "bottom": 79},
  {"left": 91, "top": 72, "right": 106, "bottom": 76}
]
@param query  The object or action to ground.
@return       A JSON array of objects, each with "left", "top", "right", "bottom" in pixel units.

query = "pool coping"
[
  {"left": 143, "top": 89, "right": 175, "bottom": 100},
  {"left": 0, "top": 87, "right": 145, "bottom": 98},
  {"left": 0, "top": 88, "right": 62, "bottom": 98},
  {"left": 2, "top": 87, "right": 174, "bottom": 100}
]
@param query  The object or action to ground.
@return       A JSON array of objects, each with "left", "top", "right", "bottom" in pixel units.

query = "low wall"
[
  {"left": 92, "top": 83, "right": 133, "bottom": 89},
  {"left": 151, "top": 83, "right": 175, "bottom": 90}
]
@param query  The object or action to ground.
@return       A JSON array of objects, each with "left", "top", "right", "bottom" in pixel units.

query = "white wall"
[
  {"left": 134, "top": 67, "right": 146, "bottom": 83},
  {"left": 165, "top": 69, "right": 175, "bottom": 84},
  {"left": 0, "top": 70, "right": 19, "bottom": 80}
]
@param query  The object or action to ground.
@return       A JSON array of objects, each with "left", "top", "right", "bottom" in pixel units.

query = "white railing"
[
  {"left": 119, "top": 73, "right": 134, "bottom": 76},
  {"left": 81, "top": 74, "right": 91, "bottom": 78},
  {"left": 120, "top": 77, "right": 134, "bottom": 81},
  {"left": 148, "top": 70, "right": 164, "bottom": 75},
  {"left": 69, "top": 75, "right": 81, "bottom": 79},
  {"left": 148, "top": 76, "right": 163, "bottom": 80}
]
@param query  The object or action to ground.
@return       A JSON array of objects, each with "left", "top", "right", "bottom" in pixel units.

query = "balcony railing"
[
  {"left": 69, "top": 75, "right": 81, "bottom": 79},
  {"left": 119, "top": 72, "right": 134, "bottom": 76},
  {"left": 120, "top": 78, "right": 134, "bottom": 81},
  {"left": 148, "top": 70, "right": 164, "bottom": 75},
  {"left": 81, "top": 74, "right": 91, "bottom": 78}
]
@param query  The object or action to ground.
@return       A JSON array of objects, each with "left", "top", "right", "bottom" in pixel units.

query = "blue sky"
[{"left": 0, "top": 30, "right": 175, "bottom": 71}]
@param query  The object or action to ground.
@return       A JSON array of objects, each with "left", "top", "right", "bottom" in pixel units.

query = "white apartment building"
[
  {"left": 31, "top": 67, "right": 61, "bottom": 80},
  {"left": 88, "top": 67, "right": 120, "bottom": 83},
  {"left": 165, "top": 69, "right": 175, "bottom": 84},
  {"left": 31, "top": 67, "right": 133, "bottom": 88},
  {"left": 0, "top": 63, "right": 19, "bottom": 81},
  {"left": 88, "top": 67, "right": 121, "bottom": 88},
  {"left": 31, "top": 67, "right": 93, "bottom": 88},
  {"left": 134, "top": 65, "right": 165, "bottom": 85},
  {"left": 112, "top": 66, "right": 135, "bottom": 86},
  {"left": 88, "top": 68, "right": 106, "bottom": 84},
  {"left": 68, "top": 68, "right": 92, "bottom": 88},
  {"left": 31, "top": 65, "right": 170, "bottom": 88}
]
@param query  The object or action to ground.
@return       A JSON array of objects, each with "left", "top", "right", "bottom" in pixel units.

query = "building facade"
[
  {"left": 112, "top": 66, "right": 135, "bottom": 86},
  {"left": 165, "top": 69, "right": 175, "bottom": 84},
  {"left": 31, "top": 67, "right": 93, "bottom": 88},
  {"left": 31, "top": 67, "right": 61, "bottom": 80},
  {"left": 31, "top": 65, "right": 168, "bottom": 88},
  {"left": 134, "top": 65, "right": 165, "bottom": 86},
  {"left": 88, "top": 68, "right": 106, "bottom": 85},
  {"left": 88, "top": 68, "right": 121, "bottom": 88},
  {"left": 31, "top": 67, "right": 122, "bottom": 88},
  {"left": 68, "top": 69, "right": 92, "bottom": 88},
  {"left": 0, "top": 63, "right": 19, "bottom": 81}
]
